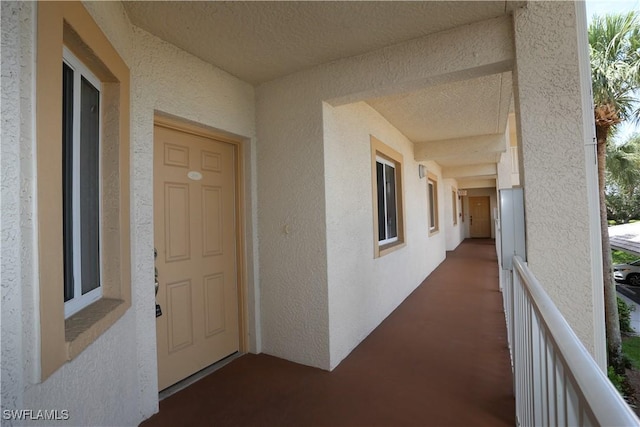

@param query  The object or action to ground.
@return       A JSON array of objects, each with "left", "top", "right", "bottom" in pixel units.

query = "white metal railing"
[{"left": 504, "top": 256, "right": 639, "bottom": 427}]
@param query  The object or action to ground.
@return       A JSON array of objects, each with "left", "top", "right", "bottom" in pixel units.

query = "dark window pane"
[
  {"left": 429, "top": 182, "right": 435, "bottom": 228},
  {"left": 80, "top": 77, "right": 100, "bottom": 295},
  {"left": 63, "top": 63, "right": 74, "bottom": 302},
  {"left": 376, "top": 162, "right": 385, "bottom": 241},
  {"left": 385, "top": 164, "right": 397, "bottom": 239}
]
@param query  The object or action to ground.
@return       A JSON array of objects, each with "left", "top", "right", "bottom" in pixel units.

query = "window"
[
  {"left": 63, "top": 48, "right": 103, "bottom": 318},
  {"left": 428, "top": 173, "right": 439, "bottom": 235},
  {"left": 452, "top": 190, "right": 458, "bottom": 226},
  {"left": 37, "top": 2, "right": 131, "bottom": 380},
  {"left": 371, "top": 136, "right": 405, "bottom": 257},
  {"left": 376, "top": 156, "right": 398, "bottom": 245}
]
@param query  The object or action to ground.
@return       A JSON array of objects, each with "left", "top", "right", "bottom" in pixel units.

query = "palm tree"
[
  {"left": 589, "top": 11, "right": 640, "bottom": 374},
  {"left": 607, "top": 133, "right": 640, "bottom": 193},
  {"left": 606, "top": 134, "right": 640, "bottom": 223}
]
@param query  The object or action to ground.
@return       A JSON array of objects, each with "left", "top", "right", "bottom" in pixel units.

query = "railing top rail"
[{"left": 513, "top": 256, "right": 639, "bottom": 426}]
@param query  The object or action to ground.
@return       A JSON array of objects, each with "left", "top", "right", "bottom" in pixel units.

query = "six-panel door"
[{"left": 154, "top": 124, "right": 239, "bottom": 391}]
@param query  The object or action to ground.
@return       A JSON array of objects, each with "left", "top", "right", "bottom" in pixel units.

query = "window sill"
[
  {"left": 65, "top": 298, "right": 129, "bottom": 360},
  {"left": 429, "top": 229, "right": 440, "bottom": 237},
  {"left": 377, "top": 241, "right": 406, "bottom": 258}
]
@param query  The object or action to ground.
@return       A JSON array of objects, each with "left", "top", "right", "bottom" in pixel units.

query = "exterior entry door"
[
  {"left": 154, "top": 123, "right": 239, "bottom": 391},
  {"left": 469, "top": 196, "right": 491, "bottom": 238}
]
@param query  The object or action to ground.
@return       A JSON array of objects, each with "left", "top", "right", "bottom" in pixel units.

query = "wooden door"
[
  {"left": 469, "top": 196, "right": 491, "bottom": 238},
  {"left": 154, "top": 124, "right": 239, "bottom": 390}
]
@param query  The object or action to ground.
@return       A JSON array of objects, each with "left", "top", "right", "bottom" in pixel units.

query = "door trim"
[{"left": 153, "top": 114, "right": 248, "bottom": 354}]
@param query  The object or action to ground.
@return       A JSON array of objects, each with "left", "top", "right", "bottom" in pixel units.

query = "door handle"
[
  {"left": 470, "top": 216, "right": 473, "bottom": 225},
  {"left": 154, "top": 248, "right": 162, "bottom": 317}
]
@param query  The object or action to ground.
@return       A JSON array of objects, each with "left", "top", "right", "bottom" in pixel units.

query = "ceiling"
[{"left": 123, "top": 1, "right": 522, "bottom": 184}]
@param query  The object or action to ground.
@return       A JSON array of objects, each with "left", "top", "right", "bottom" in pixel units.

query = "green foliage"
[
  {"left": 606, "top": 134, "right": 640, "bottom": 223},
  {"left": 612, "top": 250, "right": 640, "bottom": 264},
  {"left": 589, "top": 11, "right": 640, "bottom": 124},
  {"left": 609, "top": 365, "right": 626, "bottom": 394},
  {"left": 623, "top": 337, "right": 640, "bottom": 370},
  {"left": 619, "top": 296, "right": 635, "bottom": 334}
]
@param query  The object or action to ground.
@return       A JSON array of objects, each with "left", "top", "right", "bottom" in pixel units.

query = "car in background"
[{"left": 614, "top": 260, "right": 640, "bottom": 286}]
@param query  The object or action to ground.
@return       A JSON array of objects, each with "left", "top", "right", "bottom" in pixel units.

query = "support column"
[{"left": 512, "top": 1, "right": 605, "bottom": 365}]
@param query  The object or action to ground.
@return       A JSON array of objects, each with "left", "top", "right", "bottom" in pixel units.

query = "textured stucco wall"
[
  {"left": 256, "top": 16, "right": 511, "bottom": 370},
  {"left": 513, "top": 1, "right": 597, "bottom": 353},
  {"left": 444, "top": 179, "right": 464, "bottom": 251},
  {"left": 1, "top": 2, "right": 35, "bottom": 419},
  {"left": 255, "top": 77, "right": 331, "bottom": 369},
  {"left": 497, "top": 125, "right": 515, "bottom": 191},
  {"left": 2, "top": 1, "right": 257, "bottom": 425},
  {"left": 323, "top": 102, "right": 446, "bottom": 368}
]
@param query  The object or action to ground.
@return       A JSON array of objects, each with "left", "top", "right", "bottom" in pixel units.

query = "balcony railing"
[{"left": 503, "top": 256, "right": 639, "bottom": 426}]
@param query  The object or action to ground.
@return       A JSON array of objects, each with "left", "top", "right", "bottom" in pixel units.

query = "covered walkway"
[{"left": 141, "top": 239, "right": 514, "bottom": 426}]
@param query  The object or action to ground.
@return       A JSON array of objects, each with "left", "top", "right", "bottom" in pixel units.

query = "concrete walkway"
[{"left": 141, "top": 239, "right": 514, "bottom": 427}]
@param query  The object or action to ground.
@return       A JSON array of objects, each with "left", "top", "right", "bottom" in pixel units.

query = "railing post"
[{"left": 508, "top": 256, "right": 639, "bottom": 427}]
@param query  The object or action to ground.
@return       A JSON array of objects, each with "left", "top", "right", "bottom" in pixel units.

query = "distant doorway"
[{"left": 469, "top": 196, "right": 491, "bottom": 238}]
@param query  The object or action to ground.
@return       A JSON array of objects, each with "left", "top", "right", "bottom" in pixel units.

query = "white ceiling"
[
  {"left": 123, "top": 1, "right": 522, "bottom": 183},
  {"left": 124, "top": 1, "right": 516, "bottom": 85},
  {"left": 367, "top": 72, "right": 512, "bottom": 143}
]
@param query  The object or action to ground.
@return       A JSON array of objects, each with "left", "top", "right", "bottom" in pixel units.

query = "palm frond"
[{"left": 589, "top": 11, "right": 640, "bottom": 128}]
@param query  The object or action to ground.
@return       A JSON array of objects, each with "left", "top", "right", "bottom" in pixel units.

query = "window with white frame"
[
  {"left": 38, "top": 1, "right": 131, "bottom": 379},
  {"left": 428, "top": 174, "right": 439, "bottom": 234},
  {"left": 452, "top": 190, "right": 458, "bottom": 225},
  {"left": 376, "top": 156, "right": 398, "bottom": 245},
  {"left": 371, "top": 136, "right": 405, "bottom": 257},
  {"left": 62, "top": 47, "right": 102, "bottom": 318}
]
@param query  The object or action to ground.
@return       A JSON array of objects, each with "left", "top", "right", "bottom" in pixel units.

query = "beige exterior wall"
[
  {"left": 444, "top": 178, "right": 464, "bottom": 251},
  {"left": 256, "top": 14, "right": 513, "bottom": 370},
  {"left": 2, "top": 2, "right": 257, "bottom": 425},
  {"left": 1, "top": 1, "right": 607, "bottom": 424},
  {"left": 323, "top": 101, "right": 446, "bottom": 368},
  {"left": 512, "top": 1, "right": 603, "bottom": 361}
]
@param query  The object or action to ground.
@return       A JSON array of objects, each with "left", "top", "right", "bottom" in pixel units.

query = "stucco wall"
[
  {"left": 323, "top": 102, "right": 446, "bottom": 368},
  {"left": 2, "top": 2, "right": 257, "bottom": 425},
  {"left": 256, "top": 12, "right": 513, "bottom": 371},
  {"left": 513, "top": 1, "right": 598, "bottom": 354},
  {"left": 444, "top": 179, "right": 464, "bottom": 251},
  {"left": 1, "top": 1, "right": 35, "bottom": 418}
]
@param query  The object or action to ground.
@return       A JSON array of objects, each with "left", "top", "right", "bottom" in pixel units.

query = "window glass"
[
  {"left": 428, "top": 182, "right": 435, "bottom": 229},
  {"left": 371, "top": 136, "right": 404, "bottom": 257},
  {"left": 452, "top": 190, "right": 458, "bottom": 225},
  {"left": 376, "top": 161, "right": 385, "bottom": 241},
  {"left": 376, "top": 157, "right": 398, "bottom": 245},
  {"left": 428, "top": 176, "right": 439, "bottom": 234},
  {"left": 79, "top": 77, "right": 100, "bottom": 295},
  {"left": 62, "top": 62, "right": 74, "bottom": 303},
  {"left": 62, "top": 48, "right": 102, "bottom": 317},
  {"left": 385, "top": 164, "right": 397, "bottom": 239}
]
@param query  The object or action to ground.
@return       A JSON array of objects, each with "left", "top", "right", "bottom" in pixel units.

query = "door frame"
[
  {"left": 468, "top": 195, "right": 491, "bottom": 238},
  {"left": 153, "top": 113, "right": 248, "bottom": 354}
]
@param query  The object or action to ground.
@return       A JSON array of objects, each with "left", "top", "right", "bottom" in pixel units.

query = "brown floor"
[{"left": 141, "top": 239, "right": 515, "bottom": 427}]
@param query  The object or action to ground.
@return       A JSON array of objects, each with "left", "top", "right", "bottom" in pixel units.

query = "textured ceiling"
[
  {"left": 123, "top": 1, "right": 521, "bottom": 182},
  {"left": 367, "top": 72, "right": 513, "bottom": 143},
  {"left": 123, "top": 1, "right": 513, "bottom": 84}
]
